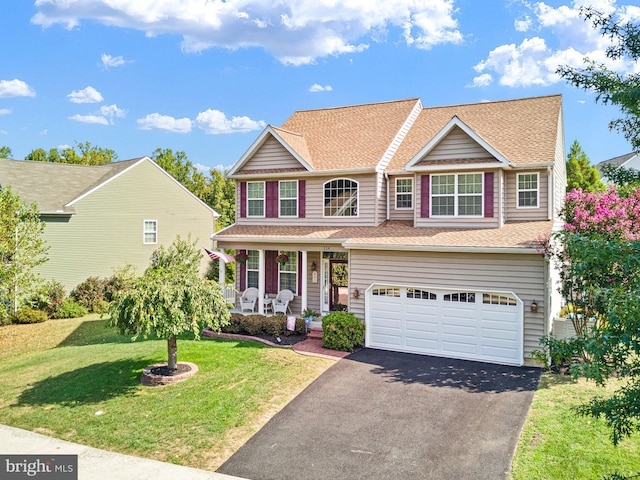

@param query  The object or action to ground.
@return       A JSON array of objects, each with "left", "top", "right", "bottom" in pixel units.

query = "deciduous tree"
[{"left": 0, "top": 146, "right": 11, "bottom": 158}]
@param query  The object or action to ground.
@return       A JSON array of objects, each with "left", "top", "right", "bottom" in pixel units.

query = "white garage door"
[{"left": 366, "top": 285, "right": 523, "bottom": 366}]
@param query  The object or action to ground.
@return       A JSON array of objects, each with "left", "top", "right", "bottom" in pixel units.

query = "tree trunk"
[{"left": 167, "top": 336, "right": 177, "bottom": 371}]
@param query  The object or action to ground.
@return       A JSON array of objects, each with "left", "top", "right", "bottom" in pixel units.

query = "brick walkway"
[{"left": 292, "top": 338, "right": 352, "bottom": 360}]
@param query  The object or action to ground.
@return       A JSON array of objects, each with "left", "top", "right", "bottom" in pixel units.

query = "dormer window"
[
  {"left": 324, "top": 179, "right": 358, "bottom": 217},
  {"left": 431, "top": 173, "right": 483, "bottom": 217}
]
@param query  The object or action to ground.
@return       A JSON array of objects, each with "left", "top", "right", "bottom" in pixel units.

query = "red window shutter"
[
  {"left": 265, "top": 250, "right": 278, "bottom": 294},
  {"left": 239, "top": 250, "right": 247, "bottom": 291},
  {"left": 298, "top": 180, "right": 306, "bottom": 218},
  {"left": 266, "top": 181, "right": 278, "bottom": 218},
  {"left": 484, "top": 172, "right": 494, "bottom": 218},
  {"left": 420, "top": 175, "right": 430, "bottom": 218},
  {"left": 240, "top": 182, "right": 247, "bottom": 218}
]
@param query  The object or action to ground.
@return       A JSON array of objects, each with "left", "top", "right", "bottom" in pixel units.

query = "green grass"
[
  {"left": 512, "top": 373, "right": 640, "bottom": 479},
  {"left": 0, "top": 316, "right": 332, "bottom": 470}
]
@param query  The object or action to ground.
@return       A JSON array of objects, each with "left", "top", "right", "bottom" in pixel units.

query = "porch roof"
[{"left": 213, "top": 220, "right": 555, "bottom": 253}]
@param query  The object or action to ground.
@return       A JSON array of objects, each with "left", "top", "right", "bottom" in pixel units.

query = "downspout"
[
  {"left": 385, "top": 172, "right": 390, "bottom": 221},
  {"left": 547, "top": 165, "right": 553, "bottom": 220}
]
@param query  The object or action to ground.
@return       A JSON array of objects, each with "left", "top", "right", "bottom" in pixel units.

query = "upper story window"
[
  {"left": 247, "top": 181, "right": 265, "bottom": 217},
  {"left": 395, "top": 178, "right": 413, "bottom": 209},
  {"left": 143, "top": 220, "right": 157, "bottom": 244},
  {"left": 517, "top": 173, "right": 539, "bottom": 208},
  {"left": 431, "top": 173, "right": 483, "bottom": 216},
  {"left": 279, "top": 180, "right": 298, "bottom": 217},
  {"left": 324, "top": 178, "right": 358, "bottom": 217}
]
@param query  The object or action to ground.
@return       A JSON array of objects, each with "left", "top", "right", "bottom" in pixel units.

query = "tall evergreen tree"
[{"left": 566, "top": 140, "right": 604, "bottom": 192}]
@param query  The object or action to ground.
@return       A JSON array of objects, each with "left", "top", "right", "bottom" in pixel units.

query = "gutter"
[
  {"left": 229, "top": 167, "right": 376, "bottom": 180},
  {"left": 385, "top": 172, "right": 390, "bottom": 221},
  {"left": 213, "top": 236, "right": 349, "bottom": 245},
  {"left": 343, "top": 243, "right": 541, "bottom": 255}
]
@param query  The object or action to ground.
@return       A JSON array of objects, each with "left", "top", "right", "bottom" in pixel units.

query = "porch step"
[{"left": 307, "top": 327, "right": 323, "bottom": 339}]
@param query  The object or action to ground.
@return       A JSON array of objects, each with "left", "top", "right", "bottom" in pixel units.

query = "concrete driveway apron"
[{"left": 218, "top": 348, "right": 540, "bottom": 480}]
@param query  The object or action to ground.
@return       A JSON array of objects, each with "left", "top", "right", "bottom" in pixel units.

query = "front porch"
[{"left": 216, "top": 248, "right": 350, "bottom": 317}]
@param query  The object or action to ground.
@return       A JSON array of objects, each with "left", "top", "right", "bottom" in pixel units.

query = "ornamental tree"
[{"left": 108, "top": 236, "right": 230, "bottom": 371}]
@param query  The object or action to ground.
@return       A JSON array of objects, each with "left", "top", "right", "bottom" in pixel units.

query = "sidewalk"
[{"left": 1, "top": 425, "right": 245, "bottom": 480}]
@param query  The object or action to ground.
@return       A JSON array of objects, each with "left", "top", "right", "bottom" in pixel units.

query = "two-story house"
[{"left": 213, "top": 95, "right": 566, "bottom": 366}]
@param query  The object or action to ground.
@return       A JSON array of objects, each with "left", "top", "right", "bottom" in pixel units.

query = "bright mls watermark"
[{"left": 1, "top": 455, "right": 77, "bottom": 479}]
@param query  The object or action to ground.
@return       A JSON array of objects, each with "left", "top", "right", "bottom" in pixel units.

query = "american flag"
[{"left": 204, "top": 248, "right": 235, "bottom": 263}]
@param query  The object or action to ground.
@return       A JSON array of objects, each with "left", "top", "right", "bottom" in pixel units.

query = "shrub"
[
  {"left": 221, "top": 313, "right": 305, "bottom": 336},
  {"left": 322, "top": 311, "right": 365, "bottom": 352},
  {"left": 240, "top": 314, "right": 265, "bottom": 336},
  {"left": 53, "top": 299, "right": 89, "bottom": 319},
  {"left": 224, "top": 314, "right": 245, "bottom": 334},
  {"left": 104, "top": 265, "right": 138, "bottom": 302},
  {"left": 11, "top": 308, "right": 48, "bottom": 324},
  {"left": 31, "top": 280, "right": 66, "bottom": 318},
  {"left": 531, "top": 334, "right": 586, "bottom": 371},
  {"left": 73, "top": 276, "right": 107, "bottom": 312}
]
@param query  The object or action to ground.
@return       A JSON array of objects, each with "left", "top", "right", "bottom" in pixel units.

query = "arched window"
[{"left": 323, "top": 178, "right": 358, "bottom": 217}]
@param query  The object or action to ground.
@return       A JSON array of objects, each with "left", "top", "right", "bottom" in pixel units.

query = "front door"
[{"left": 329, "top": 260, "right": 348, "bottom": 311}]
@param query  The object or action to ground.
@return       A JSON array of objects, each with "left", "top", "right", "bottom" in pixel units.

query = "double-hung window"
[
  {"left": 279, "top": 180, "right": 298, "bottom": 217},
  {"left": 395, "top": 178, "right": 413, "bottom": 209},
  {"left": 278, "top": 251, "right": 297, "bottom": 294},
  {"left": 246, "top": 250, "right": 259, "bottom": 289},
  {"left": 517, "top": 173, "right": 539, "bottom": 208},
  {"left": 143, "top": 220, "right": 157, "bottom": 244},
  {"left": 431, "top": 173, "right": 483, "bottom": 216},
  {"left": 247, "top": 181, "right": 265, "bottom": 217}
]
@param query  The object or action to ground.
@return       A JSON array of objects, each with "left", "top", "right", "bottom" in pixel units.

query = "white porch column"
[
  {"left": 301, "top": 250, "right": 308, "bottom": 314},
  {"left": 218, "top": 256, "right": 225, "bottom": 285},
  {"left": 258, "top": 249, "right": 265, "bottom": 314}
]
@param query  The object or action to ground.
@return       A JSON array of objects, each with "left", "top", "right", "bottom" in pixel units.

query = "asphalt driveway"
[{"left": 218, "top": 349, "right": 540, "bottom": 480}]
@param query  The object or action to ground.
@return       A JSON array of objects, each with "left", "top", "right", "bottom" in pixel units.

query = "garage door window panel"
[{"left": 443, "top": 292, "right": 476, "bottom": 303}]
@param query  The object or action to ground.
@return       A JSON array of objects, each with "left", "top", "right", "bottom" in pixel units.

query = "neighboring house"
[
  {"left": 596, "top": 152, "right": 640, "bottom": 183},
  {"left": 213, "top": 95, "right": 566, "bottom": 366},
  {"left": 0, "top": 157, "right": 219, "bottom": 291}
]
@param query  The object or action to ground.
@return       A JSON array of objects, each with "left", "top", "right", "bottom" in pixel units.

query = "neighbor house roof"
[
  {"left": 387, "top": 94, "right": 563, "bottom": 171},
  {"left": 213, "top": 220, "right": 554, "bottom": 253},
  {"left": 596, "top": 152, "right": 638, "bottom": 170},
  {"left": 0, "top": 158, "right": 141, "bottom": 214},
  {"left": 0, "top": 157, "right": 219, "bottom": 217}
]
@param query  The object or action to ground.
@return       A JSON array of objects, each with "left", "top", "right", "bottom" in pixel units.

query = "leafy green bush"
[
  {"left": 31, "top": 280, "right": 66, "bottom": 318},
  {"left": 11, "top": 308, "right": 48, "bottom": 324},
  {"left": 73, "top": 276, "right": 107, "bottom": 312},
  {"left": 322, "top": 311, "right": 365, "bottom": 351},
  {"left": 531, "top": 334, "right": 585, "bottom": 371},
  {"left": 53, "top": 299, "right": 89, "bottom": 319},
  {"left": 222, "top": 313, "right": 305, "bottom": 336},
  {"left": 104, "top": 265, "right": 138, "bottom": 302}
]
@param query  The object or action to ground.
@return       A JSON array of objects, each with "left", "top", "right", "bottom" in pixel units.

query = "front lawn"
[
  {"left": 0, "top": 316, "right": 332, "bottom": 470},
  {"left": 512, "top": 373, "right": 640, "bottom": 479}
]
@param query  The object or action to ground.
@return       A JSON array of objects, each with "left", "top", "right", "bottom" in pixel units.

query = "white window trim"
[
  {"left": 516, "top": 172, "right": 540, "bottom": 209},
  {"left": 277, "top": 250, "right": 298, "bottom": 295},
  {"left": 246, "top": 181, "right": 265, "bottom": 218},
  {"left": 322, "top": 178, "right": 360, "bottom": 218},
  {"left": 430, "top": 173, "right": 484, "bottom": 217},
  {"left": 143, "top": 219, "right": 158, "bottom": 245},
  {"left": 395, "top": 177, "right": 413, "bottom": 210},
  {"left": 246, "top": 250, "right": 259, "bottom": 289},
  {"left": 278, "top": 180, "right": 299, "bottom": 218}
]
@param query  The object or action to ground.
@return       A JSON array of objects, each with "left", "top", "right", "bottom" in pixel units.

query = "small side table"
[{"left": 263, "top": 297, "right": 273, "bottom": 314}]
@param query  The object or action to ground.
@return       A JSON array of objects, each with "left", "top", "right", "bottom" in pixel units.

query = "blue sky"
[{"left": 1, "top": 0, "right": 639, "bottom": 171}]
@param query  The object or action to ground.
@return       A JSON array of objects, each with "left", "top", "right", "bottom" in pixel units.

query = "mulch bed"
[{"left": 201, "top": 328, "right": 308, "bottom": 347}]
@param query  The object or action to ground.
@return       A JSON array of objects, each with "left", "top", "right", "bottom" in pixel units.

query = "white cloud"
[
  {"left": 67, "top": 86, "right": 103, "bottom": 103},
  {"left": 309, "top": 83, "right": 333, "bottom": 92},
  {"left": 0, "top": 108, "right": 11, "bottom": 115},
  {"left": 473, "top": 2, "right": 639, "bottom": 88},
  {"left": 31, "top": 0, "right": 463, "bottom": 65},
  {"left": 100, "top": 104, "right": 127, "bottom": 123},
  {"left": 137, "top": 113, "right": 193, "bottom": 133},
  {"left": 69, "top": 113, "right": 110, "bottom": 125},
  {"left": 195, "top": 109, "right": 265, "bottom": 134},
  {"left": 0, "top": 79, "right": 35, "bottom": 98},
  {"left": 100, "top": 53, "right": 126, "bottom": 69}
]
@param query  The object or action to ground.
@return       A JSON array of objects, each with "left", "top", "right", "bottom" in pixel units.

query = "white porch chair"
[
  {"left": 239, "top": 287, "right": 259, "bottom": 313},
  {"left": 222, "top": 284, "right": 237, "bottom": 305},
  {"left": 273, "top": 289, "right": 295, "bottom": 314}
]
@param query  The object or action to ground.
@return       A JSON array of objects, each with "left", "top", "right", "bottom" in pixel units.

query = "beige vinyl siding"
[
  {"left": 348, "top": 249, "right": 545, "bottom": 364},
  {"left": 505, "top": 170, "right": 549, "bottom": 221},
  {"left": 236, "top": 174, "right": 379, "bottom": 226},
  {"left": 553, "top": 110, "right": 567, "bottom": 216},
  {"left": 37, "top": 160, "right": 215, "bottom": 291},
  {"left": 375, "top": 171, "right": 386, "bottom": 225},
  {"left": 415, "top": 126, "right": 491, "bottom": 164},
  {"left": 415, "top": 170, "right": 500, "bottom": 228},
  {"left": 389, "top": 175, "right": 415, "bottom": 221},
  {"left": 242, "top": 136, "right": 304, "bottom": 171}
]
